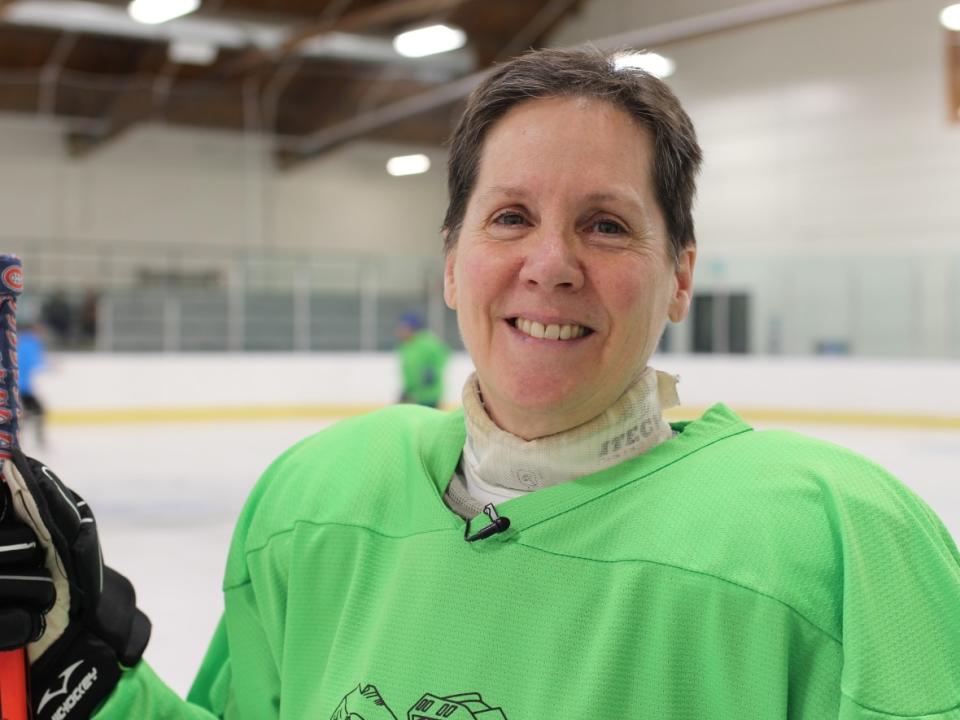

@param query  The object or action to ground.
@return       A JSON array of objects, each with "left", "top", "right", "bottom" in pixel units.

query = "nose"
[{"left": 518, "top": 227, "right": 585, "bottom": 292}]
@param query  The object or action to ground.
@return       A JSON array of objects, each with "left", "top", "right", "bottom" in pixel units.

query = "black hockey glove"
[{"left": 0, "top": 450, "right": 150, "bottom": 720}]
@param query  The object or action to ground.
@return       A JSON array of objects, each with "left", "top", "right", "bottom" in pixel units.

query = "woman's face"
[{"left": 444, "top": 96, "right": 695, "bottom": 439}]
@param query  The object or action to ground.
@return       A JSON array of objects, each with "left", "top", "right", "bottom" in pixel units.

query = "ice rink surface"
[{"left": 19, "top": 414, "right": 960, "bottom": 698}]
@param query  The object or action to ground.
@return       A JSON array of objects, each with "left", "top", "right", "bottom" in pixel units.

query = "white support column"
[
  {"left": 847, "top": 267, "right": 860, "bottom": 356},
  {"left": 917, "top": 258, "right": 950, "bottom": 358},
  {"left": 228, "top": 264, "right": 246, "bottom": 352},
  {"left": 360, "top": 264, "right": 379, "bottom": 352},
  {"left": 163, "top": 294, "right": 181, "bottom": 353},
  {"left": 95, "top": 294, "right": 113, "bottom": 352},
  {"left": 713, "top": 293, "right": 730, "bottom": 354},
  {"left": 294, "top": 268, "right": 311, "bottom": 352}
]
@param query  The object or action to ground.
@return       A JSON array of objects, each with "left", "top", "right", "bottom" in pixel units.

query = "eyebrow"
[
  {"left": 478, "top": 185, "right": 529, "bottom": 203},
  {"left": 583, "top": 191, "right": 638, "bottom": 205},
  {"left": 479, "top": 186, "right": 641, "bottom": 207}
]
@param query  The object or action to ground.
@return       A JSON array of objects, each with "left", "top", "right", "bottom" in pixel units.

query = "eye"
[
  {"left": 592, "top": 218, "right": 626, "bottom": 235},
  {"left": 493, "top": 211, "right": 527, "bottom": 227}
]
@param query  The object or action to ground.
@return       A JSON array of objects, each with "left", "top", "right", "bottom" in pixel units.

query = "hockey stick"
[{"left": 0, "top": 254, "right": 30, "bottom": 720}]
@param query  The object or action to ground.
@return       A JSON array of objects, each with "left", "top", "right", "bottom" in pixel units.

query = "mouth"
[{"left": 507, "top": 316, "right": 594, "bottom": 341}]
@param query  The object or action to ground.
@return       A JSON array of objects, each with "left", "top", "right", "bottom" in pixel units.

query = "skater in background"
[
  {"left": 395, "top": 311, "right": 450, "bottom": 408},
  {"left": 40, "top": 289, "right": 72, "bottom": 347},
  {"left": 78, "top": 288, "right": 99, "bottom": 347},
  {"left": 18, "top": 319, "right": 47, "bottom": 449},
  {"left": 1, "top": 47, "right": 959, "bottom": 720}
]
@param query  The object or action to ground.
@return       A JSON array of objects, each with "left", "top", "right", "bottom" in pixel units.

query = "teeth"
[{"left": 514, "top": 318, "right": 587, "bottom": 341}]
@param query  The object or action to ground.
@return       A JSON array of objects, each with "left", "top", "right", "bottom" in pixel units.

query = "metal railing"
[{"left": 7, "top": 236, "right": 960, "bottom": 358}]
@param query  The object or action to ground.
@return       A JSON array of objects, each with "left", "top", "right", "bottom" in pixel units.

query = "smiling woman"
[
  {"left": 444, "top": 96, "right": 694, "bottom": 438},
  {"left": 2, "top": 48, "right": 959, "bottom": 720}
]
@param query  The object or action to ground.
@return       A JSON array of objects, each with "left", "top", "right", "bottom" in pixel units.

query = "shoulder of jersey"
[{"left": 238, "top": 404, "right": 460, "bottom": 542}]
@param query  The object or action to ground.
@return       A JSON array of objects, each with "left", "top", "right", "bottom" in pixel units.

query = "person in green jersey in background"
[
  {"left": 2, "top": 48, "right": 959, "bottom": 720},
  {"left": 395, "top": 311, "right": 450, "bottom": 408}
]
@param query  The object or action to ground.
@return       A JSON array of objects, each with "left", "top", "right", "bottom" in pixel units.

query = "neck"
[{"left": 460, "top": 367, "right": 679, "bottom": 497}]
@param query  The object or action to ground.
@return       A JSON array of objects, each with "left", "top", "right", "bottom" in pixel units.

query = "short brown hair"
[{"left": 442, "top": 47, "right": 703, "bottom": 261}]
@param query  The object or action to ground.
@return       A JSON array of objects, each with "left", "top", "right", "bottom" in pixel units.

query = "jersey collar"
[{"left": 423, "top": 403, "right": 754, "bottom": 542}]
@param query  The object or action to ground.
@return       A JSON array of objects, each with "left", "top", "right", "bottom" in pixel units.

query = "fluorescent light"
[
  {"left": 128, "top": 0, "right": 200, "bottom": 25},
  {"left": 613, "top": 51, "right": 676, "bottom": 79},
  {"left": 941, "top": 3, "right": 960, "bottom": 30},
  {"left": 168, "top": 39, "right": 217, "bottom": 65},
  {"left": 387, "top": 154, "right": 431, "bottom": 176},
  {"left": 393, "top": 24, "right": 466, "bottom": 58}
]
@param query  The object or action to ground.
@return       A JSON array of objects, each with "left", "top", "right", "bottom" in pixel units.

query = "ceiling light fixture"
[
  {"left": 613, "top": 51, "right": 676, "bottom": 78},
  {"left": 128, "top": 0, "right": 201, "bottom": 25},
  {"left": 393, "top": 24, "right": 466, "bottom": 58},
  {"left": 168, "top": 39, "right": 217, "bottom": 65},
  {"left": 387, "top": 154, "right": 431, "bottom": 176},
  {"left": 941, "top": 3, "right": 960, "bottom": 30}
]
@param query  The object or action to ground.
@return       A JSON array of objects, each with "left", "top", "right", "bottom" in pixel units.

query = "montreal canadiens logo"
[
  {"left": 1, "top": 266, "right": 22, "bottom": 293},
  {"left": 0, "top": 409, "right": 10, "bottom": 424},
  {"left": 0, "top": 431, "right": 11, "bottom": 449}
]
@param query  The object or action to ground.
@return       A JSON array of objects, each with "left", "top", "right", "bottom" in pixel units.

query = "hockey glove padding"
[{"left": 0, "top": 450, "right": 150, "bottom": 720}]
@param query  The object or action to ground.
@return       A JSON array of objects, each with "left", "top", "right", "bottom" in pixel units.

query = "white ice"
[{"left": 17, "top": 416, "right": 960, "bottom": 698}]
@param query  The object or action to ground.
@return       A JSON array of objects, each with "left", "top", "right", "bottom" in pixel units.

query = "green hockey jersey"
[{"left": 96, "top": 404, "right": 960, "bottom": 719}]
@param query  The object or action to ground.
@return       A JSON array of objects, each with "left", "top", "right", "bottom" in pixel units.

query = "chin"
[{"left": 499, "top": 373, "right": 590, "bottom": 416}]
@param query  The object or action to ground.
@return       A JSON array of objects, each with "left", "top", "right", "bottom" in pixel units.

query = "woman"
[{"left": 2, "top": 48, "right": 958, "bottom": 720}]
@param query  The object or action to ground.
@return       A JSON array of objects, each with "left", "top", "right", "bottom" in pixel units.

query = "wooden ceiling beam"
[
  {"left": 37, "top": 32, "right": 78, "bottom": 116},
  {"left": 491, "top": 0, "right": 583, "bottom": 64},
  {"left": 275, "top": 68, "right": 482, "bottom": 169},
  {"left": 220, "top": 0, "right": 470, "bottom": 78},
  {"left": 67, "top": 0, "right": 470, "bottom": 158},
  {"left": 66, "top": 43, "right": 172, "bottom": 158},
  {"left": 281, "top": 0, "right": 880, "bottom": 169}
]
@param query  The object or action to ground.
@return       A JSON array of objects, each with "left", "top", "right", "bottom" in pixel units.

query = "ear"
[
  {"left": 667, "top": 246, "right": 696, "bottom": 323},
  {"left": 443, "top": 245, "right": 458, "bottom": 310}
]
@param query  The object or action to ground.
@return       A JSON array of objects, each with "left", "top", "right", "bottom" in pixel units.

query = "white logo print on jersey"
[{"left": 36, "top": 660, "right": 99, "bottom": 719}]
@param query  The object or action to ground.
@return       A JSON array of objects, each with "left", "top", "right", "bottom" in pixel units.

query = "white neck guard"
[{"left": 460, "top": 367, "right": 679, "bottom": 504}]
